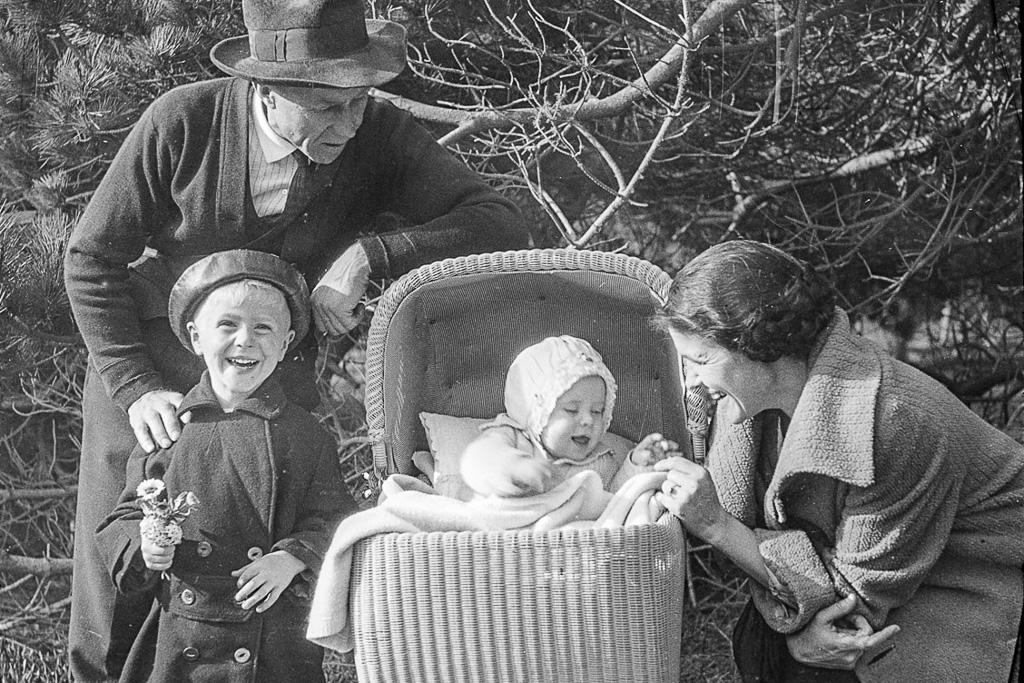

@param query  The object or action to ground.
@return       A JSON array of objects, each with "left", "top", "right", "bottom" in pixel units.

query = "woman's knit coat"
[{"left": 707, "top": 309, "right": 1024, "bottom": 683}]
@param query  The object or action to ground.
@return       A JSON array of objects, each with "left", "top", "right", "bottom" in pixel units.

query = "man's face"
[
  {"left": 259, "top": 84, "right": 370, "bottom": 164},
  {"left": 187, "top": 281, "right": 295, "bottom": 411}
]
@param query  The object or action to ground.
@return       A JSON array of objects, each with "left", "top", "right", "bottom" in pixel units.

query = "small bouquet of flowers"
[{"left": 136, "top": 479, "right": 199, "bottom": 572}]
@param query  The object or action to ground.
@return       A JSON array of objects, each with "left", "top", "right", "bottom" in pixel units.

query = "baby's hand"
[
  {"left": 232, "top": 550, "right": 307, "bottom": 613},
  {"left": 502, "top": 455, "right": 553, "bottom": 497},
  {"left": 464, "top": 450, "right": 553, "bottom": 498},
  {"left": 630, "top": 433, "right": 681, "bottom": 466},
  {"left": 140, "top": 534, "right": 175, "bottom": 572}
]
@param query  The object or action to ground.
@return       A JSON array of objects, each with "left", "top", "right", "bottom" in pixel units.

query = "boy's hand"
[
  {"left": 232, "top": 550, "right": 307, "bottom": 613},
  {"left": 630, "top": 433, "right": 681, "bottom": 466},
  {"left": 140, "top": 535, "right": 175, "bottom": 571}
]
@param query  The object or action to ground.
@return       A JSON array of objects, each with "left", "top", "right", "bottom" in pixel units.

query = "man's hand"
[
  {"left": 232, "top": 550, "right": 307, "bottom": 614},
  {"left": 787, "top": 594, "right": 900, "bottom": 670},
  {"left": 128, "top": 390, "right": 188, "bottom": 452},
  {"left": 312, "top": 243, "right": 370, "bottom": 336},
  {"left": 140, "top": 535, "right": 175, "bottom": 572}
]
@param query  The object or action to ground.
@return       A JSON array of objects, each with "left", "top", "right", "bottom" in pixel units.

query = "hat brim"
[{"left": 210, "top": 19, "right": 406, "bottom": 88}]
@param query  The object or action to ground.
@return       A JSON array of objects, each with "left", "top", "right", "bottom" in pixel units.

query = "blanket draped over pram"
[{"left": 307, "top": 470, "right": 669, "bottom": 652}]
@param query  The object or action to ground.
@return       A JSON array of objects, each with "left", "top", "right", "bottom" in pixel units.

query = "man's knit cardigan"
[
  {"left": 707, "top": 309, "right": 1024, "bottom": 683},
  {"left": 65, "top": 77, "right": 527, "bottom": 412}
]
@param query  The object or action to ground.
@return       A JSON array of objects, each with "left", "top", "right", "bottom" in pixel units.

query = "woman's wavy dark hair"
[{"left": 653, "top": 241, "right": 837, "bottom": 362}]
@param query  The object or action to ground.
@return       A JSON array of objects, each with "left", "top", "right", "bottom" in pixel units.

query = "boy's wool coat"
[{"left": 97, "top": 374, "right": 357, "bottom": 683}]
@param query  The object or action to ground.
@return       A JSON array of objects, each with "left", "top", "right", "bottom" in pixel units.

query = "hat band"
[{"left": 249, "top": 23, "right": 369, "bottom": 62}]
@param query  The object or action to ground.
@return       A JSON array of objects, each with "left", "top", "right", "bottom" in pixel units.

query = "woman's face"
[{"left": 668, "top": 329, "right": 777, "bottom": 424}]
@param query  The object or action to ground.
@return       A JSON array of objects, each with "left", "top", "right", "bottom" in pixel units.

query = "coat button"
[
  {"left": 196, "top": 541, "right": 212, "bottom": 557},
  {"left": 234, "top": 647, "right": 252, "bottom": 663},
  {"left": 246, "top": 547, "right": 263, "bottom": 561},
  {"left": 180, "top": 589, "right": 196, "bottom": 605},
  {"left": 182, "top": 646, "right": 200, "bottom": 661}
]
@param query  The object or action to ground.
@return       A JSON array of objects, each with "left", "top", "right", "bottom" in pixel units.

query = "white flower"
[
  {"left": 136, "top": 479, "right": 165, "bottom": 501},
  {"left": 140, "top": 517, "right": 183, "bottom": 547}
]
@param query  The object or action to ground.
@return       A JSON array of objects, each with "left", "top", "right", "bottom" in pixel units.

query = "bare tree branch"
[
  {"left": 726, "top": 105, "right": 1010, "bottom": 230},
  {"left": 379, "top": 0, "right": 758, "bottom": 146},
  {"left": 0, "top": 486, "right": 77, "bottom": 503},
  {"left": 0, "top": 550, "right": 73, "bottom": 577}
]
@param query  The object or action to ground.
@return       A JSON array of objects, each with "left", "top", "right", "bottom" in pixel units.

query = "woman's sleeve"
[{"left": 752, "top": 410, "right": 961, "bottom": 634}]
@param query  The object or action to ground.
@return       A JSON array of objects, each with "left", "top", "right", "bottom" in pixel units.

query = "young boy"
[
  {"left": 95, "top": 250, "right": 357, "bottom": 683},
  {"left": 460, "top": 335, "right": 679, "bottom": 497}
]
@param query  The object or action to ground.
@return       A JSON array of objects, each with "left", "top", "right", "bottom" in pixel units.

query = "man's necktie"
[{"left": 284, "top": 150, "right": 316, "bottom": 215}]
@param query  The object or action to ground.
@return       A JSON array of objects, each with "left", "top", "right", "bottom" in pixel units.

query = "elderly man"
[{"left": 63, "top": 1, "right": 527, "bottom": 680}]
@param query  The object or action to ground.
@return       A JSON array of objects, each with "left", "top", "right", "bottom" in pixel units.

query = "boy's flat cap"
[{"left": 168, "top": 250, "right": 311, "bottom": 351}]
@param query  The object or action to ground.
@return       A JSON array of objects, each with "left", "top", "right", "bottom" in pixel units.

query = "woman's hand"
[
  {"left": 653, "top": 456, "right": 730, "bottom": 542},
  {"left": 232, "top": 550, "right": 307, "bottom": 614},
  {"left": 787, "top": 594, "right": 900, "bottom": 670}
]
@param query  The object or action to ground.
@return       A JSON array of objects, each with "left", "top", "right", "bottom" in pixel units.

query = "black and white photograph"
[{"left": 1, "top": 1, "right": 1021, "bottom": 682}]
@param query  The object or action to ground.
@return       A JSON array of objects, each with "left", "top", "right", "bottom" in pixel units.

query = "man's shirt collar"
[{"left": 251, "top": 88, "right": 296, "bottom": 164}]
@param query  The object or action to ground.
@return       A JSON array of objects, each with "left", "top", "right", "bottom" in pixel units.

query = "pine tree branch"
[{"left": 0, "top": 311, "right": 82, "bottom": 347}]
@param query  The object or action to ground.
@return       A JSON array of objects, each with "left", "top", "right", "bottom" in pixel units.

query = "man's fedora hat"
[{"left": 210, "top": 0, "right": 406, "bottom": 88}]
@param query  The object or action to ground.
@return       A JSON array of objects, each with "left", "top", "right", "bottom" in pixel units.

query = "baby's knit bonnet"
[{"left": 503, "top": 335, "right": 617, "bottom": 444}]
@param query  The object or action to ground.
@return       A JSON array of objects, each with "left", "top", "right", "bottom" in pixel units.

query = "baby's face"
[
  {"left": 187, "top": 282, "right": 294, "bottom": 410},
  {"left": 541, "top": 375, "right": 608, "bottom": 461}
]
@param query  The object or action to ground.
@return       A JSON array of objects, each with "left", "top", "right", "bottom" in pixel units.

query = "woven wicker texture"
[
  {"left": 355, "top": 249, "right": 689, "bottom": 682},
  {"left": 352, "top": 523, "right": 685, "bottom": 683}
]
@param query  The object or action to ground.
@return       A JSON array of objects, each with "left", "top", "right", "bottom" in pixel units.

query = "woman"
[{"left": 653, "top": 240, "right": 1024, "bottom": 682}]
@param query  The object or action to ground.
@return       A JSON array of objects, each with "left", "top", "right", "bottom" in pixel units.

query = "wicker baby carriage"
[{"left": 350, "top": 248, "right": 693, "bottom": 683}]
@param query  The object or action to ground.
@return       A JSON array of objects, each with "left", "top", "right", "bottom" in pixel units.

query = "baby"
[{"left": 460, "top": 335, "right": 678, "bottom": 498}]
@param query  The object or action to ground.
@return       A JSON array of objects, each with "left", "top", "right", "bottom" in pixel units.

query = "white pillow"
[{"left": 418, "top": 413, "right": 489, "bottom": 501}]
